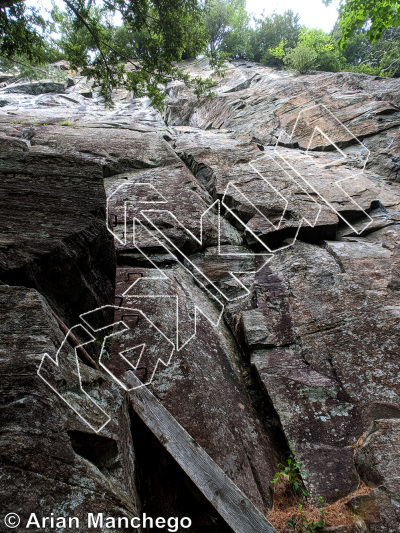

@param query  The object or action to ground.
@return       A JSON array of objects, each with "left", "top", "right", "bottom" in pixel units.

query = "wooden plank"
[{"left": 124, "top": 371, "right": 276, "bottom": 533}]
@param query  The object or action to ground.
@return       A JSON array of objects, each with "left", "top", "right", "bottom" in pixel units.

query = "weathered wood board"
[{"left": 125, "top": 371, "right": 277, "bottom": 533}]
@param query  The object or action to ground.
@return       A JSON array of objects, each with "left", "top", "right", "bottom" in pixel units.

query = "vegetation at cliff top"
[{"left": 0, "top": 0, "right": 400, "bottom": 107}]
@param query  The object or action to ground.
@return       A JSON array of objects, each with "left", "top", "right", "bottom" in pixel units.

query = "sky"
[{"left": 246, "top": 0, "right": 341, "bottom": 32}]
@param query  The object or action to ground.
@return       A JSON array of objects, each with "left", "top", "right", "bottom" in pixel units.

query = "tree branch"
[
  {"left": 63, "top": 0, "right": 111, "bottom": 77},
  {"left": 0, "top": 0, "right": 26, "bottom": 9}
]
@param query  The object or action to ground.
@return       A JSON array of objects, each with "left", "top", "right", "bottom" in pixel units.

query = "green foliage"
[
  {"left": 334, "top": 0, "right": 400, "bottom": 46},
  {"left": 334, "top": 23, "right": 400, "bottom": 76},
  {"left": 2, "top": 0, "right": 400, "bottom": 109},
  {"left": 298, "top": 28, "right": 344, "bottom": 72},
  {"left": 273, "top": 451, "right": 325, "bottom": 532},
  {"left": 344, "top": 62, "right": 390, "bottom": 76},
  {"left": 59, "top": 120, "right": 73, "bottom": 126},
  {"left": 284, "top": 45, "right": 317, "bottom": 74},
  {"left": 2, "top": 0, "right": 214, "bottom": 108},
  {"left": 269, "top": 40, "right": 287, "bottom": 60},
  {"left": 271, "top": 452, "right": 309, "bottom": 497},
  {"left": 0, "top": 53, "right": 67, "bottom": 83},
  {"left": 93, "top": 335, "right": 113, "bottom": 361},
  {"left": 288, "top": 498, "right": 325, "bottom": 533},
  {"left": 261, "top": 40, "right": 287, "bottom": 67},
  {"left": 357, "top": 26, "right": 400, "bottom": 76},
  {"left": 248, "top": 10, "right": 302, "bottom": 63},
  {"left": 299, "top": 28, "right": 335, "bottom": 52},
  {"left": 110, "top": 24, "right": 149, "bottom": 59},
  {"left": 0, "top": 2, "right": 45, "bottom": 63},
  {"left": 317, "top": 49, "right": 343, "bottom": 72},
  {"left": 204, "top": 0, "right": 250, "bottom": 58}
]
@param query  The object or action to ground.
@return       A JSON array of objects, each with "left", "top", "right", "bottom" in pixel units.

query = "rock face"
[
  {"left": 165, "top": 61, "right": 400, "bottom": 509},
  {"left": 349, "top": 420, "right": 400, "bottom": 532},
  {"left": 1, "top": 60, "right": 400, "bottom": 532},
  {"left": 5, "top": 80, "right": 67, "bottom": 94},
  {"left": 0, "top": 285, "right": 140, "bottom": 529},
  {"left": 0, "top": 132, "right": 116, "bottom": 327}
]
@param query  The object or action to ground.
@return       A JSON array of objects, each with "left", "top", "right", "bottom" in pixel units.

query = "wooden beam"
[{"left": 124, "top": 371, "right": 277, "bottom": 533}]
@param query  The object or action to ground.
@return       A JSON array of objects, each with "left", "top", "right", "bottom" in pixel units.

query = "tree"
[
  {"left": 323, "top": 0, "right": 400, "bottom": 45},
  {"left": 341, "top": 26, "right": 400, "bottom": 76},
  {"left": 284, "top": 44, "right": 317, "bottom": 74},
  {"left": 323, "top": 0, "right": 400, "bottom": 75},
  {"left": 247, "top": 10, "right": 302, "bottom": 63},
  {"left": 295, "top": 28, "right": 344, "bottom": 72},
  {"left": 0, "top": 0, "right": 213, "bottom": 108},
  {"left": 0, "top": 1, "right": 46, "bottom": 62},
  {"left": 204, "top": 0, "right": 249, "bottom": 58},
  {"left": 368, "top": 26, "right": 400, "bottom": 76}
]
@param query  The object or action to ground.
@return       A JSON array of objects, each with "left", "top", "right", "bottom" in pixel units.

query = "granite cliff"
[{"left": 1, "top": 59, "right": 400, "bottom": 532}]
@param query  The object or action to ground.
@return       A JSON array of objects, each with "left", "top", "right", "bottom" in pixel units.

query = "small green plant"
[
  {"left": 59, "top": 120, "right": 73, "bottom": 127},
  {"left": 93, "top": 335, "right": 113, "bottom": 360},
  {"left": 271, "top": 452, "right": 308, "bottom": 497},
  {"left": 288, "top": 498, "right": 325, "bottom": 533}
]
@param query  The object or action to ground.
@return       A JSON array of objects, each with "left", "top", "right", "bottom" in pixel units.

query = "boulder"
[
  {"left": 356, "top": 419, "right": 400, "bottom": 497},
  {"left": 5, "top": 80, "right": 67, "bottom": 95},
  {"left": 347, "top": 487, "right": 400, "bottom": 533}
]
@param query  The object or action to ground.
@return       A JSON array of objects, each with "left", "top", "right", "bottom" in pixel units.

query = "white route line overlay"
[
  {"left": 38, "top": 104, "right": 375, "bottom": 432},
  {"left": 274, "top": 103, "right": 373, "bottom": 235}
]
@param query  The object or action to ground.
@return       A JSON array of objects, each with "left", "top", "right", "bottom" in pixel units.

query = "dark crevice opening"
[
  {"left": 224, "top": 305, "right": 288, "bottom": 454},
  {"left": 68, "top": 430, "right": 121, "bottom": 476},
  {"left": 130, "top": 411, "right": 234, "bottom": 533}
]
